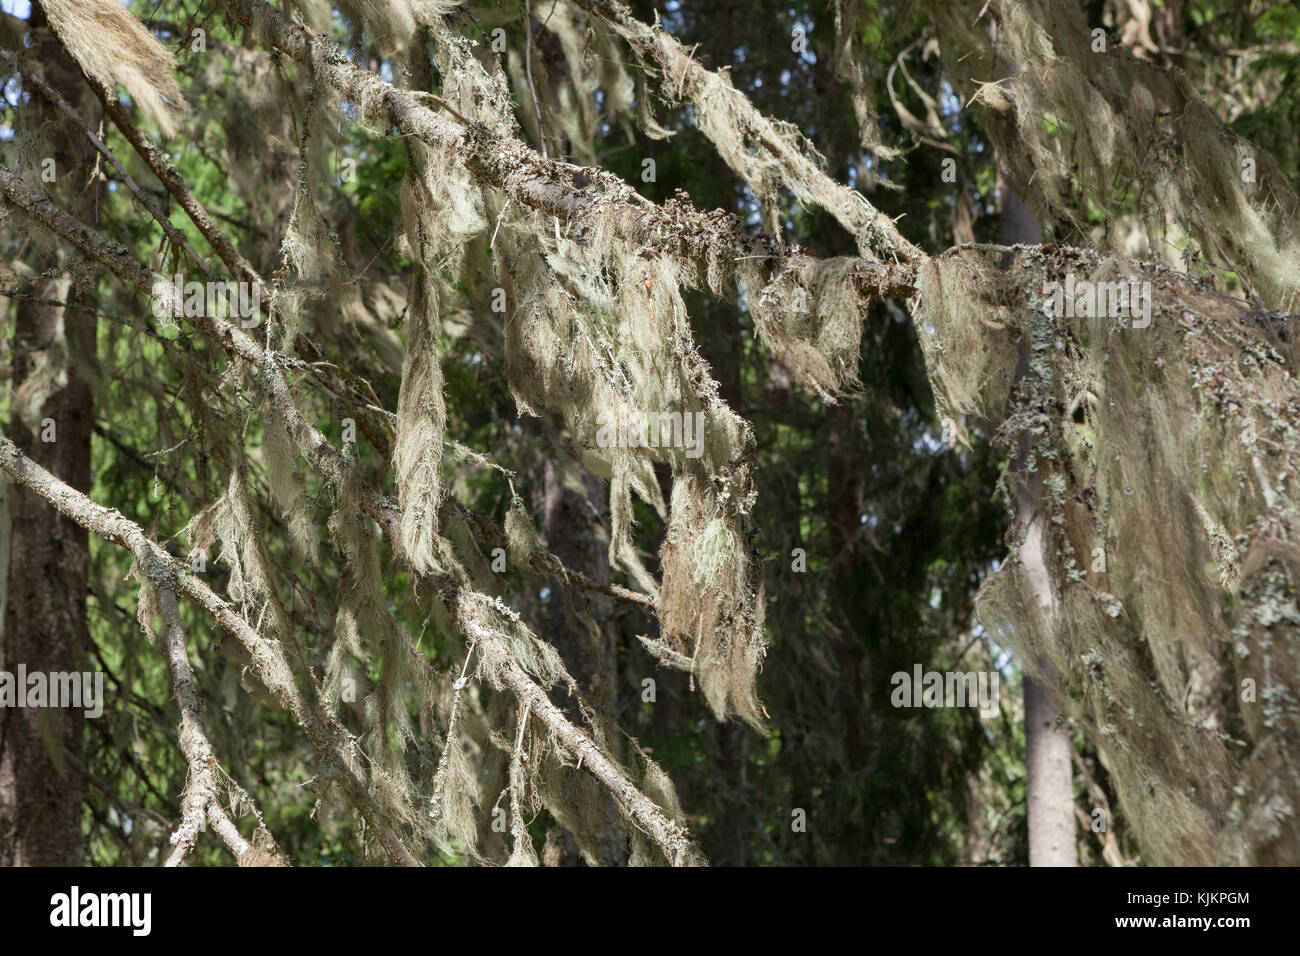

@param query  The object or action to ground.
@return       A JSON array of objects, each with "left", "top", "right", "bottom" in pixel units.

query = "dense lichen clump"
[
  {"left": 9, "top": 0, "right": 1300, "bottom": 869},
  {"left": 916, "top": 246, "right": 1300, "bottom": 863},
  {"left": 925, "top": 0, "right": 1300, "bottom": 312}
]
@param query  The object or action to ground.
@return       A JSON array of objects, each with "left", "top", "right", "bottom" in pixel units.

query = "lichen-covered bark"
[
  {"left": 1000, "top": 182, "right": 1078, "bottom": 867},
  {"left": 915, "top": 245, "right": 1300, "bottom": 864}
]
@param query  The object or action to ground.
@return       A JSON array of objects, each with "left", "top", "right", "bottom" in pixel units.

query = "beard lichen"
[{"left": 915, "top": 244, "right": 1300, "bottom": 863}]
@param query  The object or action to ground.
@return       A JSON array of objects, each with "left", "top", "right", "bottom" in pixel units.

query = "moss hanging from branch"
[{"left": 914, "top": 244, "right": 1300, "bottom": 864}]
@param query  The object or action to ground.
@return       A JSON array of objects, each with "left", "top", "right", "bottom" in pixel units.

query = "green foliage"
[{"left": 7, "top": 0, "right": 1287, "bottom": 867}]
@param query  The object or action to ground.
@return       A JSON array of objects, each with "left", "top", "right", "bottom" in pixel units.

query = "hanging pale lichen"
[
  {"left": 491, "top": 202, "right": 770, "bottom": 727},
  {"left": 262, "top": 412, "right": 320, "bottom": 568},
  {"left": 393, "top": 140, "right": 487, "bottom": 574},
  {"left": 185, "top": 464, "right": 292, "bottom": 640},
  {"left": 41, "top": 0, "right": 187, "bottom": 138},
  {"left": 742, "top": 256, "right": 872, "bottom": 401},
  {"left": 393, "top": 265, "right": 449, "bottom": 576},
  {"left": 914, "top": 243, "right": 1300, "bottom": 864},
  {"left": 521, "top": 1, "right": 636, "bottom": 164},
  {"left": 831, "top": 0, "right": 904, "bottom": 177},
  {"left": 578, "top": 0, "right": 919, "bottom": 262},
  {"left": 912, "top": 252, "right": 1021, "bottom": 443},
  {"left": 659, "top": 471, "right": 768, "bottom": 731},
  {"left": 925, "top": 0, "right": 1300, "bottom": 312}
]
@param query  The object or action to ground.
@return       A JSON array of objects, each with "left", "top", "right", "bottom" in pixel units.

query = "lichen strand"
[
  {"left": 926, "top": 0, "right": 1300, "bottom": 311},
  {"left": 916, "top": 245, "right": 1300, "bottom": 864}
]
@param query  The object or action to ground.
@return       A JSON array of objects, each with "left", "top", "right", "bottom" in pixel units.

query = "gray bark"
[{"left": 1000, "top": 177, "right": 1078, "bottom": 867}]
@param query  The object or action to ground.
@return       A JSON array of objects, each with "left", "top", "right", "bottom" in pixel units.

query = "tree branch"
[
  {"left": 569, "top": 0, "right": 921, "bottom": 264},
  {"left": 0, "top": 163, "right": 704, "bottom": 865},
  {"left": 217, "top": 0, "right": 917, "bottom": 302},
  {"left": 154, "top": 584, "right": 285, "bottom": 866},
  {"left": 0, "top": 427, "right": 420, "bottom": 867}
]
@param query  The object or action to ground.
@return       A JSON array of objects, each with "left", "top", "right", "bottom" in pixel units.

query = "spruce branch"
[{"left": 0, "top": 163, "right": 705, "bottom": 865}]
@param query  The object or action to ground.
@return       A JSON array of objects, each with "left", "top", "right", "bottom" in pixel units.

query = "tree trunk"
[
  {"left": 1000, "top": 176, "right": 1078, "bottom": 867},
  {"left": 1025, "top": 672, "right": 1077, "bottom": 866},
  {"left": 0, "top": 5, "right": 98, "bottom": 865}
]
